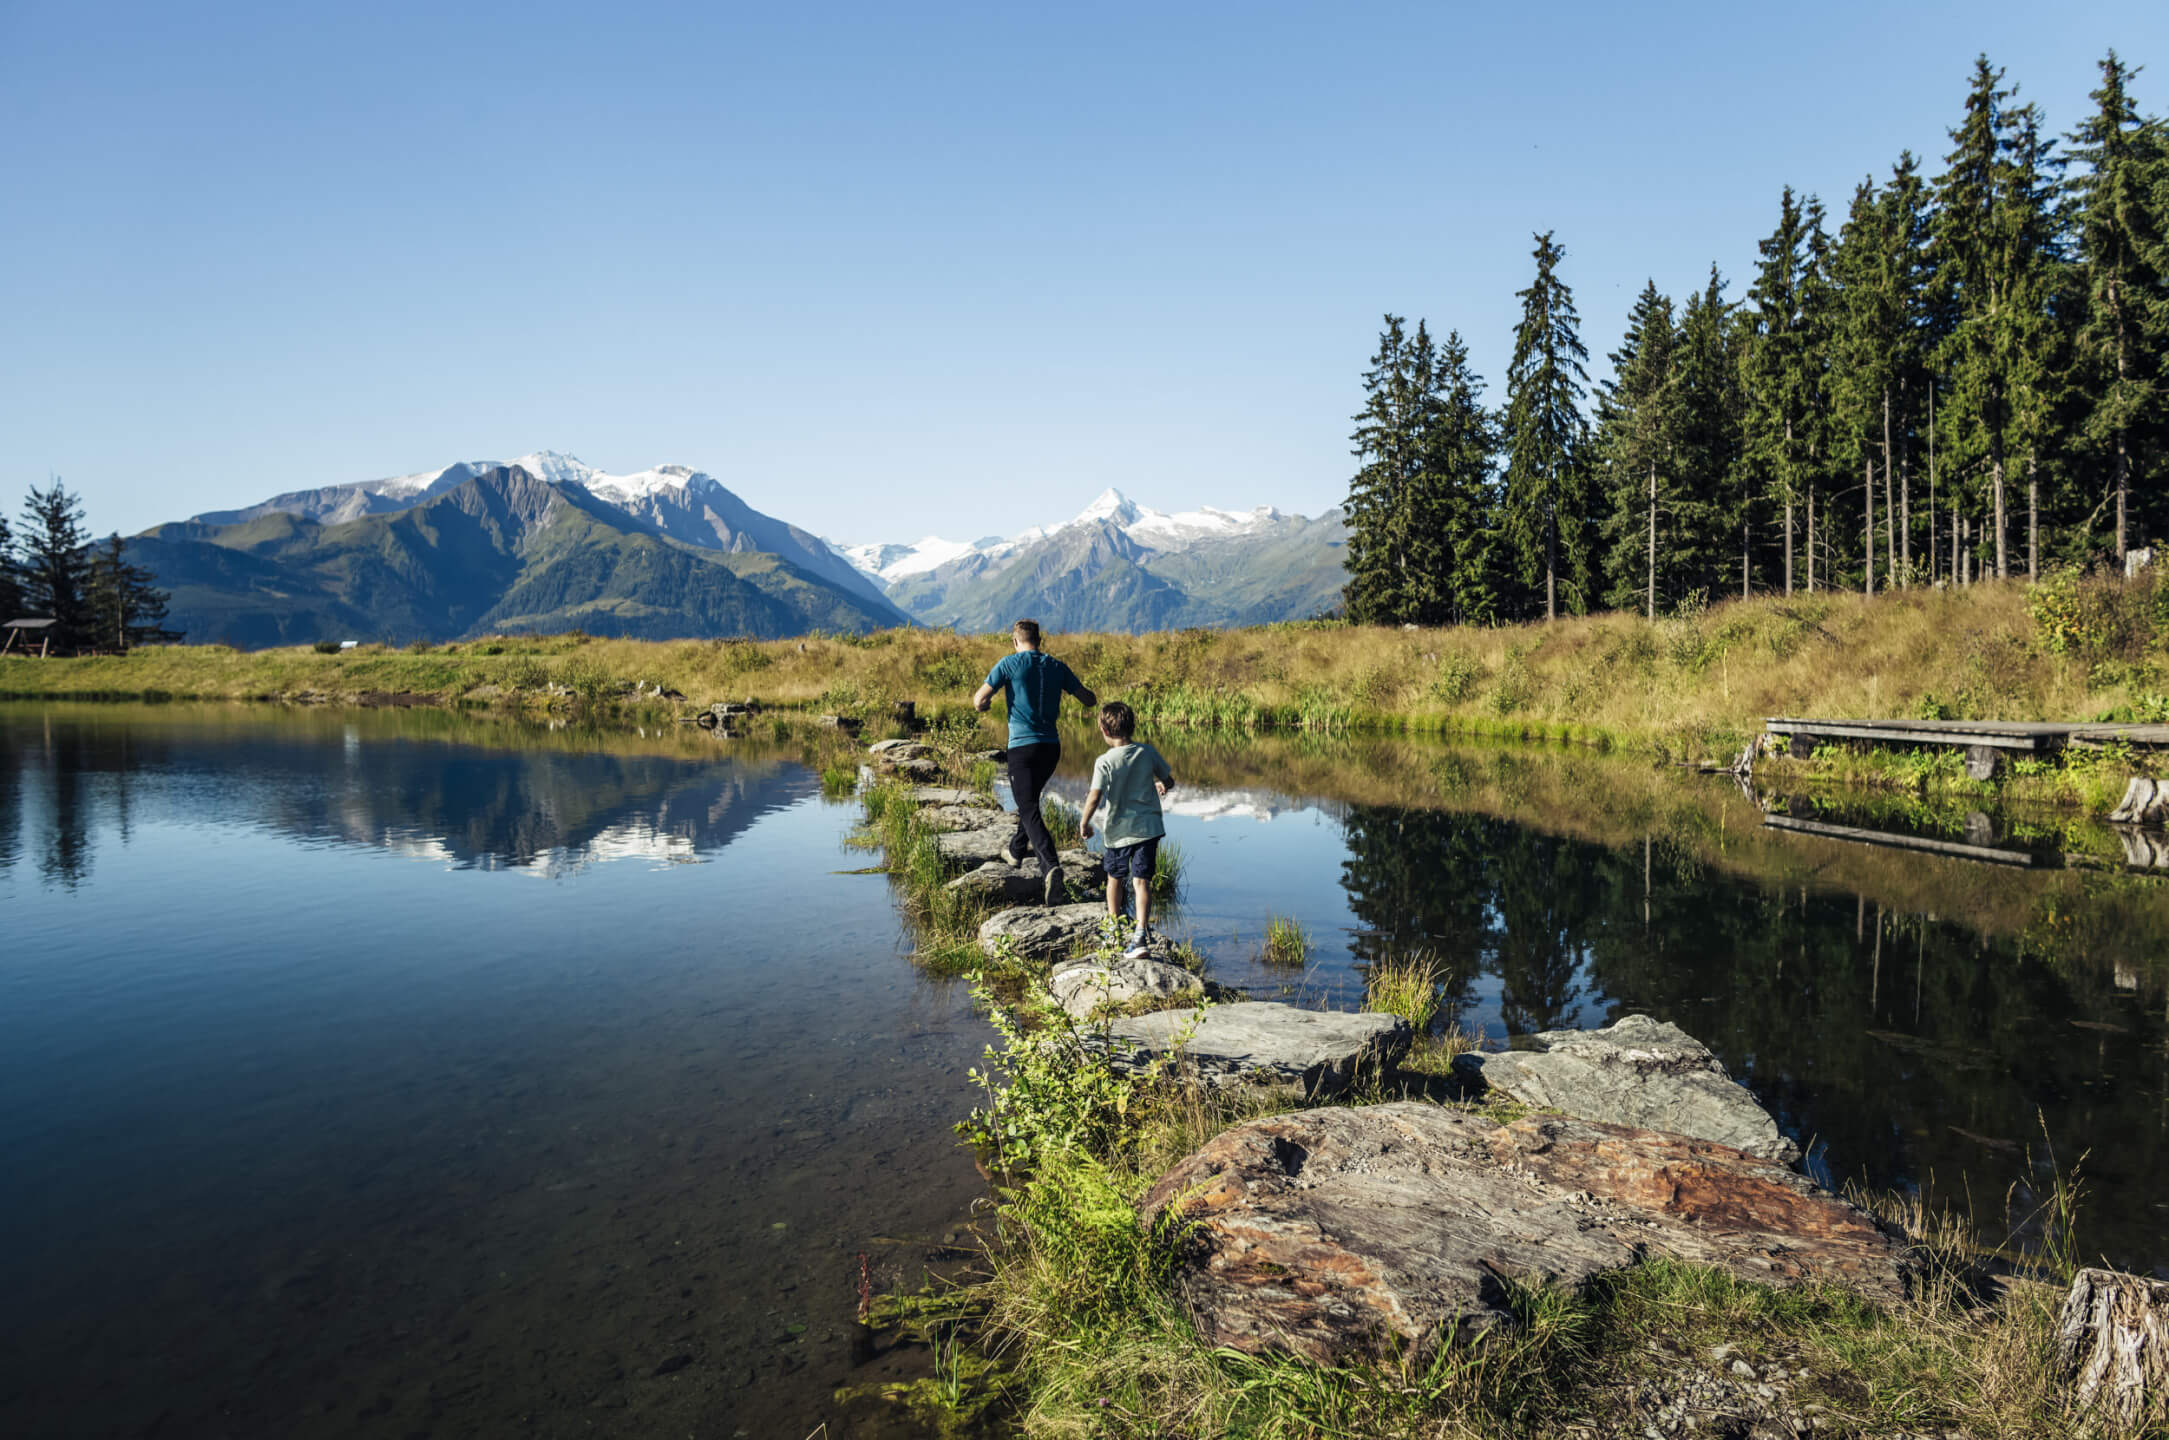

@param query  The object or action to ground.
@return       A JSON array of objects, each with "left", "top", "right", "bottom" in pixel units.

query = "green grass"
[
  {"left": 1260, "top": 914, "right": 1309, "bottom": 967},
  {"left": 1150, "top": 836, "right": 1184, "bottom": 902},
  {"left": 1363, "top": 948, "right": 1444, "bottom": 1032},
  {"left": 1040, "top": 794, "right": 1082, "bottom": 848}
]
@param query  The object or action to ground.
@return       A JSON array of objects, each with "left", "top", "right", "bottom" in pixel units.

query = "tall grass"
[
  {"left": 1363, "top": 947, "right": 1444, "bottom": 1031},
  {"left": 1260, "top": 915, "right": 1309, "bottom": 967},
  {"left": 14, "top": 581, "right": 2163, "bottom": 767}
]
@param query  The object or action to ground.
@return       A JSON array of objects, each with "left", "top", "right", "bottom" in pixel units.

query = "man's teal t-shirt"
[{"left": 984, "top": 650, "right": 1088, "bottom": 746}]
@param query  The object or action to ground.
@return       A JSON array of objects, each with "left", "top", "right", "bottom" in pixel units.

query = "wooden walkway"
[{"left": 1764, "top": 716, "right": 2169, "bottom": 777}]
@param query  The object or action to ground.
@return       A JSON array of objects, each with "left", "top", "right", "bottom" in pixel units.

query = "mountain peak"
[{"left": 1076, "top": 487, "right": 1142, "bottom": 526}]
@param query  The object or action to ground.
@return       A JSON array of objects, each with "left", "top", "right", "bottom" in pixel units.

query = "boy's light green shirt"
[{"left": 1089, "top": 741, "right": 1172, "bottom": 848}]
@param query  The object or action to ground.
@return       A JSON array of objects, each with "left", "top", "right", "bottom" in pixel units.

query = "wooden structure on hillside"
[
  {"left": 1765, "top": 715, "right": 2169, "bottom": 780},
  {"left": 1, "top": 618, "right": 56, "bottom": 657}
]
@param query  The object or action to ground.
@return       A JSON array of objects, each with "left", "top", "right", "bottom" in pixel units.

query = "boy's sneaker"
[
  {"left": 1042, "top": 864, "right": 1065, "bottom": 906},
  {"left": 1123, "top": 929, "right": 1153, "bottom": 960}
]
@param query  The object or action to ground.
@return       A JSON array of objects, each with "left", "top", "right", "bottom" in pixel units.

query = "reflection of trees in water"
[
  {"left": 0, "top": 715, "right": 808, "bottom": 885},
  {"left": 1336, "top": 801, "right": 2169, "bottom": 1270}
]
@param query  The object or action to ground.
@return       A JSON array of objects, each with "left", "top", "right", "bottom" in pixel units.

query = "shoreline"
[{"left": 838, "top": 737, "right": 2148, "bottom": 1438}]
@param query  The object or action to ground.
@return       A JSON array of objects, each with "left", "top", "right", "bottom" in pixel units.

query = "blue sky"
[{"left": 3, "top": 1, "right": 2164, "bottom": 542}]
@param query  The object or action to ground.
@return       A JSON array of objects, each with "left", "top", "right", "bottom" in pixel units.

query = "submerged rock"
[
  {"left": 1138, "top": 1102, "right": 1909, "bottom": 1367},
  {"left": 1453, "top": 1013, "right": 1801, "bottom": 1164},
  {"left": 1098, "top": 1002, "right": 1409, "bottom": 1096},
  {"left": 1047, "top": 955, "right": 1201, "bottom": 1019},
  {"left": 948, "top": 852, "right": 1105, "bottom": 904},
  {"left": 909, "top": 786, "right": 997, "bottom": 810}
]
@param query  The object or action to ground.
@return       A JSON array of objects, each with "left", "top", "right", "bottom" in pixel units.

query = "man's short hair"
[
  {"left": 1099, "top": 700, "right": 1136, "bottom": 739},
  {"left": 1012, "top": 619, "right": 1042, "bottom": 648}
]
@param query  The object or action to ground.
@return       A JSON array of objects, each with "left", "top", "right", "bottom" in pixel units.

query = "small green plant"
[
  {"left": 956, "top": 952, "right": 1138, "bottom": 1174},
  {"left": 1151, "top": 836, "right": 1184, "bottom": 901},
  {"left": 1041, "top": 795, "right": 1082, "bottom": 847},
  {"left": 1260, "top": 915, "right": 1309, "bottom": 967},
  {"left": 311, "top": 640, "right": 341, "bottom": 655},
  {"left": 1430, "top": 650, "right": 1483, "bottom": 704},
  {"left": 1364, "top": 948, "right": 1443, "bottom": 1032},
  {"left": 820, "top": 763, "right": 857, "bottom": 797}
]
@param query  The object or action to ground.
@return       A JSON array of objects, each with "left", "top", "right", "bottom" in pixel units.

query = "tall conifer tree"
[
  {"left": 1596, "top": 282, "right": 1685, "bottom": 616},
  {"left": 18, "top": 480, "right": 91, "bottom": 652},
  {"left": 2068, "top": 49, "right": 2169, "bottom": 557},
  {"left": 1501, "top": 232, "right": 1591, "bottom": 621}
]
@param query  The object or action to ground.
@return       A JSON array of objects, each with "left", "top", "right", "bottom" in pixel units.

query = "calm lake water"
[{"left": 4, "top": 704, "right": 2167, "bottom": 1438}]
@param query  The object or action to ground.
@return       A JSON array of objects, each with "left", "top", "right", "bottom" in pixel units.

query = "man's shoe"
[
  {"left": 1006, "top": 831, "right": 1030, "bottom": 864},
  {"left": 1043, "top": 865, "right": 1066, "bottom": 906}
]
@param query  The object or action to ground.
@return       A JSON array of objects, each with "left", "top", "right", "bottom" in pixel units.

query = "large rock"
[
  {"left": 1047, "top": 956, "right": 1202, "bottom": 1020},
  {"left": 918, "top": 805, "right": 1010, "bottom": 834},
  {"left": 977, "top": 902, "right": 1119, "bottom": 960},
  {"left": 1099, "top": 1003, "right": 1409, "bottom": 1096},
  {"left": 933, "top": 817, "right": 1026, "bottom": 868},
  {"left": 1453, "top": 1014, "right": 1800, "bottom": 1164},
  {"left": 1137, "top": 1103, "right": 1910, "bottom": 1366},
  {"left": 868, "top": 739, "right": 933, "bottom": 758},
  {"left": 947, "top": 852, "right": 1104, "bottom": 904}
]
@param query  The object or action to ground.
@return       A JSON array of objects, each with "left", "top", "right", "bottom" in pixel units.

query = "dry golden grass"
[{"left": 2, "top": 582, "right": 2142, "bottom": 761}]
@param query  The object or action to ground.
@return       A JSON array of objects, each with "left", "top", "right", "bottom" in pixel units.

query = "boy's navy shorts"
[{"left": 1104, "top": 837, "right": 1159, "bottom": 881}]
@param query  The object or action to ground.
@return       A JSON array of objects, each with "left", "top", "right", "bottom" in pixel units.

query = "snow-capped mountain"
[
  {"left": 190, "top": 451, "right": 901, "bottom": 615},
  {"left": 831, "top": 487, "right": 1298, "bottom": 582},
  {"left": 830, "top": 487, "right": 1348, "bottom": 634}
]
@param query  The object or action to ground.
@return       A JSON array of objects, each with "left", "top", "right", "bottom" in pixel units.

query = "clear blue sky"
[{"left": 3, "top": 1, "right": 2163, "bottom": 542}]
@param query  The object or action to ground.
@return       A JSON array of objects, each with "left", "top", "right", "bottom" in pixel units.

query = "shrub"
[{"left": 311, "top": 640, "right": 341, "bottom": 655}]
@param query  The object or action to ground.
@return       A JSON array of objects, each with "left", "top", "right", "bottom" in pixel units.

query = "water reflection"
[{"left": 1, "top": 705, "right": 810, "bottom": 882}]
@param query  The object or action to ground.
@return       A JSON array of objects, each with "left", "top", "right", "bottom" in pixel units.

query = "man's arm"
[
  {"left": 1079, "top": 786, "right": 1103, "bottom": 840},
  {"left": 972, "top": 682, "right": 996, "bottom": 713},
  {"left": 1061, "top": 661, "right": 1096, "bottom": 710}
]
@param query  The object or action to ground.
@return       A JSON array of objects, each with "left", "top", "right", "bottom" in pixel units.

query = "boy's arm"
[
  {"left": 1079, "top": 786, "right": 1103, "bottom": 840},
  {"left": 1153, "top": 748, "right": 1175, "bottom": 795}
]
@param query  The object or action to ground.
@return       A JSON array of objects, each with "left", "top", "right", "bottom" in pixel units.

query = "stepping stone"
[
  {"left": 910, "top": 786, "right": 997, "bottom": 810},
  {"left": 1453, "top": 1014, "right": 1799, "bottom": 1164},
  {"left": 1047, "top": 955, "right": 1202, "bottom": 1020},
  {"left": 934, "top": 819, "right": 1027, "bottom": 868},
  {"left": 1097, "top": 1002, "right": 1409, "bottom": 1096},
  {"left": 1138, "top": 1103, "right": 1911, "bottom": 1368},
  {"left": 976, "top": 902, "right": 1119, "bottom": 960},
  {"left": 947, "top": 852, "right": 1104, "bottom": 904}
]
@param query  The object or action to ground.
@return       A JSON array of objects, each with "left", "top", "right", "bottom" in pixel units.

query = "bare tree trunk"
[
  {"left": 2057, "top": 1267, "right": 2169, "bottom": 1428},
  {"left": 1807, "top": 487, "right": 1817, "bottom": 593},
  {"left": 1883, "top": 393, "right": 1898, "bottom": 584},
  {"left": 1545, "top": 496, "right": 1557, "bottom": 623},
  {"left": 1865, "top": 457, "right": 1876, "bottom": 598},
  {"left": 1993, "top": 442, "right": 2008, "bottom": 580},
  {"left": 1783, "top": 423, "right": 1795, "bottom": 596},
  {"left": 1647, "top": 459, "right": 1657, "bottom": 621},
  {"left": 1927, "top": 385, "right": 1938, "bottom": 583},
  {"left": 2117, "top": 328, "right": 2130, "bottom": 559},
  {"left": 1742, "top": 517, "right": 1750, "bottom": 600},
  {"left": 1895, "top": 387, "right": 1911, "bottom": 582},
  {"left": 2028, "top": 451, "right": 2038, "bottom": 582}
]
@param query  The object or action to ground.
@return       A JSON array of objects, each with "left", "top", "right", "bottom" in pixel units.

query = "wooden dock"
[{"left": 1764, "top": 716, "right": 2169, "bottom": 778}]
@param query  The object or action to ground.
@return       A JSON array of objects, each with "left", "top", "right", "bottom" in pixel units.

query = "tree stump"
[
  {"left": 1787, "top": 735, "right": 1817, "bottom": 761},
  {"left": 1964, "top": 744, "right": 2004, "bottom": 782},
  {"left": 2058, "top": 1267, "right": 2169, "bottom": 1426}
]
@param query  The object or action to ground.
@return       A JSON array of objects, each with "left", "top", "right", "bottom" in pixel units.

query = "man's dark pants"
[{"left": 1005, "top": 741, "right": 1062, "bottom": 870}]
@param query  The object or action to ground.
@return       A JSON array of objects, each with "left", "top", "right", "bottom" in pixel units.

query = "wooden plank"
[
  {"left": 1764, "top": 719, "right": 2052, "bottom": 752},
  {"left": 1763, "top": 813, "right": 2041, "bottom": 866}
]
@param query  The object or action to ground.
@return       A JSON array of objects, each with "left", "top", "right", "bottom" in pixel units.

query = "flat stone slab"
[
  {"left": 1047, "top": 956, "right": 1201, "bottom": 1020},
  {"left": 1098, "top": 1002, "right": 1409, "bottom": 1096},
  {"left": 930, "top": 812, "right": 1028, "bottom": 868},
  {"left": 977, "top": 902, "right": 1122, "bottom": 960},
  {"left": 1454, "top": 1014, "right": 1800, "bottom": 1164},
  {"left": 1138, "top": 1102, "right": 1910, "bottom": 1367},
  {"left": 918, "top": 805, "right": 1009, "bottom": 834},
  {"left": 868, "top": 739, "right": 934, "bottom": 758},
  {"left": 947, "top": 852, "right": 1104, "bottom": 904}
]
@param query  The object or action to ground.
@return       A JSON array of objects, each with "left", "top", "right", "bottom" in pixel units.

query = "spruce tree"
[
  {"left": 1344, "top": 315, "right": 1423, "bottom": 624},
  {"left": 1596, "top": 282, "right": 1684, "bottom": 616},
  {"left": 1741, "top": 188, "right": 1819, "bottom": 593},
  {"left": 83, "top": 533, "right": 179, "bottom": 652},
  {"left": 2068, "top": 49, "right": 2169, "bottom": 557},
  {"left": 18, "top": 480, "right": 91, "bottom": 651},
  {"left": 0, "top": 511, "right": 21, "bottom": 623},
  {"left": 1421, "top": 329, "right": 1501, "bottom": 624},
  {"left": 1501, "top": 232, "right": 1591, "bottom": 621},
  {"left": 1673, "top": 266, "right": 1747, "bottom": 603}
]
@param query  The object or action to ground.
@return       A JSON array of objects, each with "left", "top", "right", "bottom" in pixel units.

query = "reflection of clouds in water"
[{"left": 374, "top": 821, "right": 702, "bottom": 876}]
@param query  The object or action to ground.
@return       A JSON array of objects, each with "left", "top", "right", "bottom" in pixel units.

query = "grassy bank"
[
  {"left": 843, "top": 751, "right": 2140, "bottom": 1440},
  {"left": 10, "top": 576, "right": 2169, "bottom": 808}
]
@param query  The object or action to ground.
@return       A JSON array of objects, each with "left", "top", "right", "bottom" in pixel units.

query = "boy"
[{"left": 1078, "top": 700, "right": 1174, "bottom": 960}]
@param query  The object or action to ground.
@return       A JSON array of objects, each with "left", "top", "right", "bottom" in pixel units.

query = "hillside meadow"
[{"left": 7, "top": 576, "right": 2167, "bottom": 800}]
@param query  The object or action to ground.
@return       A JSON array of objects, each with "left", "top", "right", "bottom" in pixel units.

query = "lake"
[{"left": 3, "top": 704, "right": 2165, "bottom": 1438}]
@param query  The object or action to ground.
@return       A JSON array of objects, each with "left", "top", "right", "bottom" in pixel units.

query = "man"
[{"left": 972, "top": 618, "right": 1096, "bottom": 905}]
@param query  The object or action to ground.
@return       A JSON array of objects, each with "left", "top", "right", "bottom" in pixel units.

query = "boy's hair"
[
  {"left": 1012, "top": 618, "right": 1042, "bottom": 648},
  {"left": 1098, "top": 700, "right": 1136, "bottom": 740}
]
